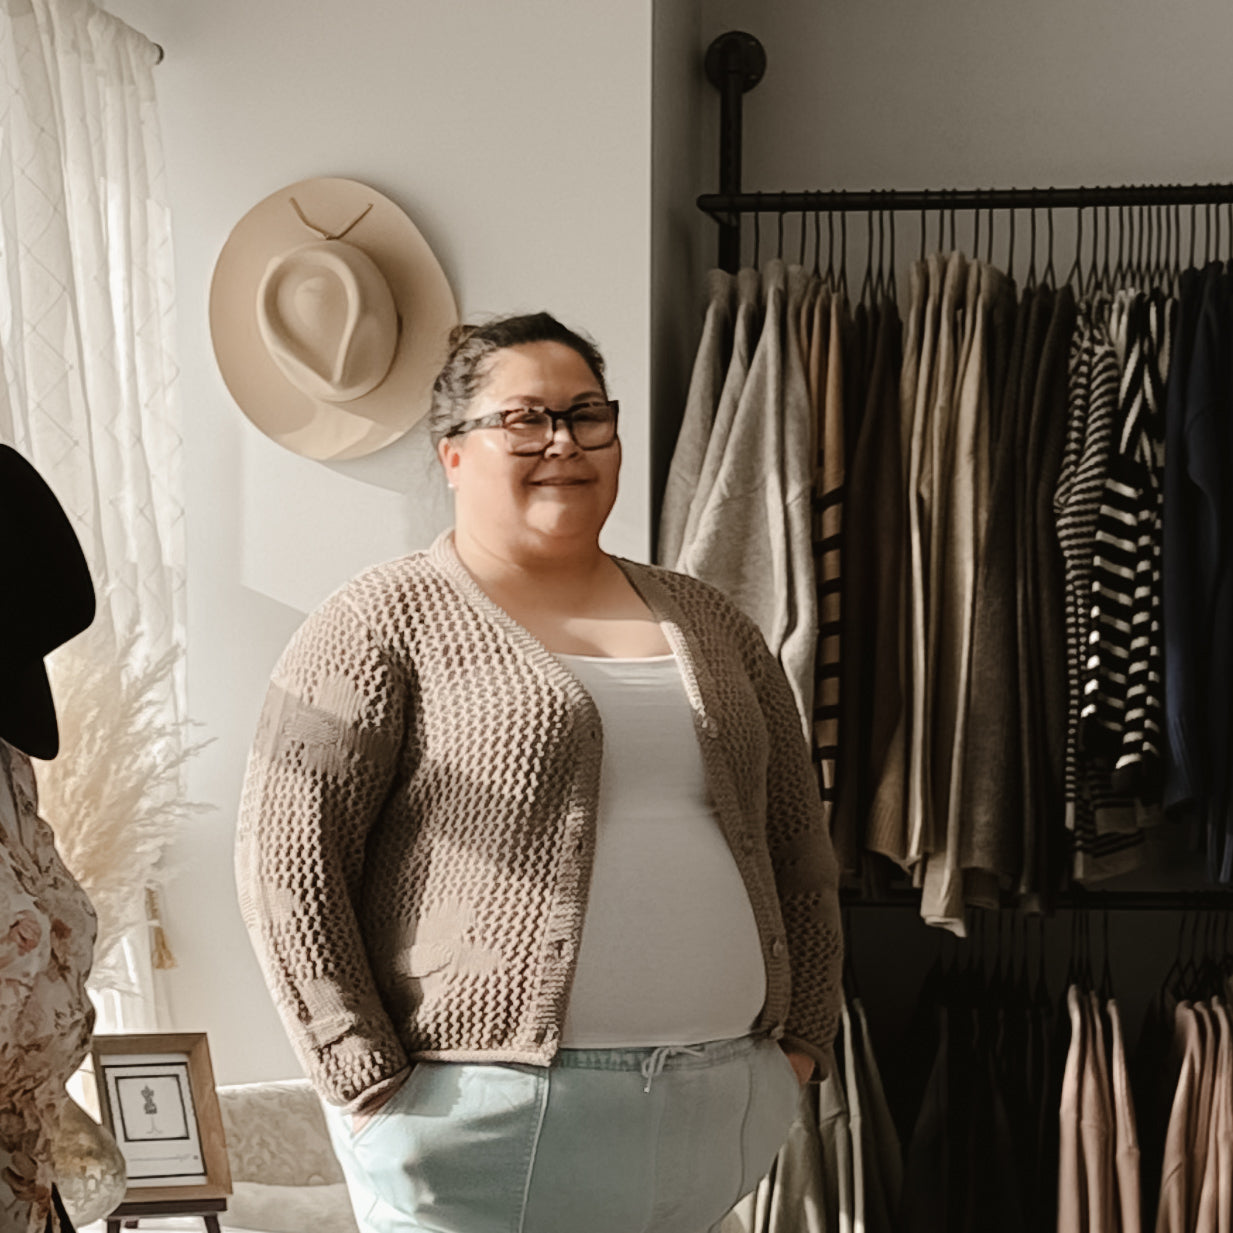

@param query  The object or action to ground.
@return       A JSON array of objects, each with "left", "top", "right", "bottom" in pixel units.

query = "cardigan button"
[
  {"left": 701, "top": 717, "right": 719, "bottom": 738},
  {"left": 771, "top": 938, "right": 785, "bottom": 959}
]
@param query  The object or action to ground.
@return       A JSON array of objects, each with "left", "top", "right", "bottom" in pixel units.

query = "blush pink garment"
[
  {"left": 1191, "top": 1002, "right": 1217, "bottom": 1230},
  {"left": 1058, "top": 985, "right": 1087, "bottom": 1233},
  {"left": 1194, "top": 1000, "right": 1232, "bottom": 1233},
  {"left": 1155, "top": 1002, "right": 1203, "bottom": 1233}
]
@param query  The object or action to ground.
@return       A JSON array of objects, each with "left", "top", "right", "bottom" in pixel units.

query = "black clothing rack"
[
  {"left": 698, "top": 30, "right": 1233, "bottom": 912},
  {"left": 842, "top": 889, "right": 1233, "bottom": 913},
  {"left": 698, "top": 30, "right": 1233, "bottom": 273}
]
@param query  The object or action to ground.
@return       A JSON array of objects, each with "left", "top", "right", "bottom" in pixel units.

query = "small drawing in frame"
[{"left": 89, "top": 1032, "right": 232, "bottom": 1205}]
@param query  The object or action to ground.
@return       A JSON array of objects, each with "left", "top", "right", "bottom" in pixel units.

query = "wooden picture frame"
[{"left": 88, "top": 1032, "right": 232, "bottom": 1205}]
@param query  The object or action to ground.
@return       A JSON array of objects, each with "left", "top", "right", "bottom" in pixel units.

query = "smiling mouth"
[{"left": 531, "top": 477, "right": 591, "bottom": 486}]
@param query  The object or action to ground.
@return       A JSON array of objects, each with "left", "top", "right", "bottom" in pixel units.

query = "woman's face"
[{"left": 437, "top": 340, "right": 620, "bottom": 554}]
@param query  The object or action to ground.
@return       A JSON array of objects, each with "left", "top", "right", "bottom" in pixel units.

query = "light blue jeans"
[{"left": 323, "top": 1033, "right": 802, "bottom": 1233}]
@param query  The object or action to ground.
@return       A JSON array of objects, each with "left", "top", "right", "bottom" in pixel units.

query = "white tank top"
[{"left": 555, "top": 652, "right": 767, "bottom": 1047}]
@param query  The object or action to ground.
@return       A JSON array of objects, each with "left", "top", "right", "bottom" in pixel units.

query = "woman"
[{"left": 237, "top": 313, "right": 843, "bottom": 1233}]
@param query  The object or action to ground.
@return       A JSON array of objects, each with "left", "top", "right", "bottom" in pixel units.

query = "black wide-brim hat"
[{"left": 0, "top": 445, "right": 96, "bottom": 759}]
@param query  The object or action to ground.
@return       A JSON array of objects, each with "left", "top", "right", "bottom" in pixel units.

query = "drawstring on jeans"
[{"left": 639, "top": 1044, "right": 708, "bottom": 1093}]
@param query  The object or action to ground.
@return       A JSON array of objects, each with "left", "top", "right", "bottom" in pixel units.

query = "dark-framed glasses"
[{"left": 445, "top": 399, "right": 619, "bottom": 454}]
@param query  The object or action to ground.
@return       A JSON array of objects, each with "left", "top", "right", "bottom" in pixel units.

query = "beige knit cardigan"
[{"left": 236, "top": 532, "right": 843, "bottom": 1112}]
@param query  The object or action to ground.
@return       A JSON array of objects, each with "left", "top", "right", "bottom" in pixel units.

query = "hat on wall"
[
  {"left": 0, "top": 445, "right": 96, "bottom": 760},
  {"left": 209, "top": 177, "right": 458, "bottom": 461}
]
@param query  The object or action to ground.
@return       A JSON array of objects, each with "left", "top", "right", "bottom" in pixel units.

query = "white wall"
[
  {"left": 103, "top": 0, "right": 1233, "bottom": 1085},
  {"left": 106, "top": 0, "right": 656, "bottom": 1084}
]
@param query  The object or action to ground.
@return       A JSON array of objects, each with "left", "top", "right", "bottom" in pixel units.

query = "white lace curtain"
[{"left": 0, "top": 0, "right": 184, "bottom": 1030}]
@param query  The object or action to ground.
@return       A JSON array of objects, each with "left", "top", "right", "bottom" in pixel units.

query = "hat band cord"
[{"left": 288, "top": 197, "right": 374, "bottom": 242}]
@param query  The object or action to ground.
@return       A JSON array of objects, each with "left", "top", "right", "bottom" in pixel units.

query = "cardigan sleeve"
[
  {"left": 743, "top": 617, "right": 844, "bottom": 1075},
  {"left": 236, "top": 593, "right": 412, "bottom": 1112}
]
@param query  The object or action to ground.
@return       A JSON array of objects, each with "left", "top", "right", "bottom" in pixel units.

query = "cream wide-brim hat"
[{"left": 209, "top": 177, "right": 457, "bottom": 461}]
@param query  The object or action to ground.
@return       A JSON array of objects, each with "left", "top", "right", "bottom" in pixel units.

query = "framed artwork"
[{"left": 89, "top": 1032, "right": 232, "bottom": 1205}]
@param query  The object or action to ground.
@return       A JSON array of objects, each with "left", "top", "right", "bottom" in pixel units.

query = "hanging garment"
[
  {"left": 676, "top": 260, "right": 817, "bottom": 726},
  {"left": 1194, "top": 999, "right": 1231, "bottom": 1233},
  {"left": 852, "top": 998, "right": 903, "bottom": 1233},
  {"left": 1190, "top": 1001, "right": 1218, "bottom": 1232},
  {"left": 659, "top": 270, "right": 737, "bottom": 569},
  {"left": 677, "top": 267, "right": 763, "bottom": 569},
  {"left": 1181, "top": 265, "right": 1233, "bottom": 881},
  {"left": 1084, "top": 290, "right": 1173, "bottom": 796},
  {"left": 814, "top": 286, "right": 848, "bottom": 808},
  {"left": 1161, "top": 266, "right": 1206, "bottom": 818},
  {"left": 1026, "top": 286, "right": 1079, "bottom": 899},
  {"left": 905, "top": 251, "right": 948, "bottom": 871},
  {"left": 819, "top": 1045, "right": 855, "bottom": 1233},
  {"left": 959, "top": 282, "right": 1028, "bottom": 883},
  {"left": 917, "top": 253, "right": 970, "bottom": 878},
  {"left": 861, "top": 258, "right": 931, "bottom": 872},
  {"left": 1107, "top": 999, "right": 1142, "bottom": 1233},
  {"left": 1057, "top": 295, "right": 1151, "bottom": 882},
  {"left": 922, "top": 260, "right": 1005, "bottom": 929},
  {"left": 1058, "top": 985, "right": 1088, "bottom": 1233},
  {"left": 835, "top": 296, "right": 905, "bottom": 875},
  {"left": 781, "top": 265, "right": 823, "bottom": 730},
  {"left": 1132, "top": 983, "right": 1181, "bottom": 1223},
  {"left": 841, "top": 1003, "right": 866, "bottom": 1233},
  {"left": 764, "top": 1086, "right": 830, "bottom": 1233},
  {"left": 1156, "top": 1001, "right": 1204, "bottom": 1232},
  {"left": 1010, "top": 282, "right": 1059, "bottom": 897},
  {"left": 900, "top": 1000, "right": 951, "bottom": 1233}
]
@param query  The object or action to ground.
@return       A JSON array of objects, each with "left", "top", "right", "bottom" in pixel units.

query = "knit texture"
[{"left": 237, "top": 533, "right": 843, "bottom": 1111}]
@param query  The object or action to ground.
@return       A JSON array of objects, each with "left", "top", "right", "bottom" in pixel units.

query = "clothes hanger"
[
  {"left": 859, "top": 205, "right": 875, "bottom": 307},
  {"left": 1112, "top": 205, "right": 1127, "bottom": 288},
  {"left": 1007, "top": 205, "right": 1017, "bottom": 283},
  {"left": 825, "top": 209, "right": 836, "bottom": 288},
  {"left": 1025, "top": 206, "right": 1040, "bottom": 289},
  {"left": 1099, "top": 204, "right": 1113, "bottom": 292},
  {"left": 838, "top": 207, "right": 849, "bottom": 299},
  {"left": 1132, "top": 204, "right": 1146, "bottom": 287},
  {"left": 887, "top": 205, "right": 898, "bottom": 305},
  {"left": 776, "top": 194, "right": 786, "bottom": 262},
  {"left": 874, "top": 200, "right": 887, "bottom": 302},
  {"left": 972, "top": 199, "right": 981, "bottom": 264},
  {"left": 842, "top": 905, "right": 860, "bottom": 1002},
  {"left": 947, "top": 192, "right": 957, "bottom": 254},
  {"left": 1169, "top": 201, "right": 1180, "bottom": 284},
  {"left": 751, "top": 210, "right": 761, "bottom": 271},
  {"left": 1083, "top": 202, "right": 1101, "bottom": 299},
  {"left": 1043, "top": 196, "right": 1057, "bottom": 288},
  {"left": 1066, "top": 202, "right": 1084, "bottom": 294},
  {"left": 919, "top": 200, "right": 927, "bottom": 264},
  {"left": 1031, "top": 914, "right": 1051, "bottom": 1010},
  {"left": 985, "top": 198, "right": 996, "bottom": 267},
  {"left": 1098, "top": 905, "right": 1114, "bottom": 1002}
]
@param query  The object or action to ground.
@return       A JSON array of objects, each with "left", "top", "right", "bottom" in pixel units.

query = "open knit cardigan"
[{"left": 236, "top": 532, "right": 843, "bottom": 1113}]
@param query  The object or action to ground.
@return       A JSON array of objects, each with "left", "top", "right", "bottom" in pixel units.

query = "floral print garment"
[{"left": 1, "top": 740, "right": 97, "bottom": 1233}]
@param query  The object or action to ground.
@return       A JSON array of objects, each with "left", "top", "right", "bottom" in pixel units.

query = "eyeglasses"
[{"left": 444, "top": 400, "right": 619, "bottom": 455}]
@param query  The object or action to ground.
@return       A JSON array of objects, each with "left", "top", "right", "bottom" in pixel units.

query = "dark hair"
[{"left": 428, "top": 312, "right": 607, "bottom": 445}]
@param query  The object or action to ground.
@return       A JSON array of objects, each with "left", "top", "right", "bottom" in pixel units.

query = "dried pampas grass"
[{"left": 34, "top": 623, "right": 209, "bottom": 989}]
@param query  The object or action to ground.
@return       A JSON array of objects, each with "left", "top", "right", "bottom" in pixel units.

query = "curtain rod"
[{"left": 698, "top": 183, "right": 1233, "bottom": 225}]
